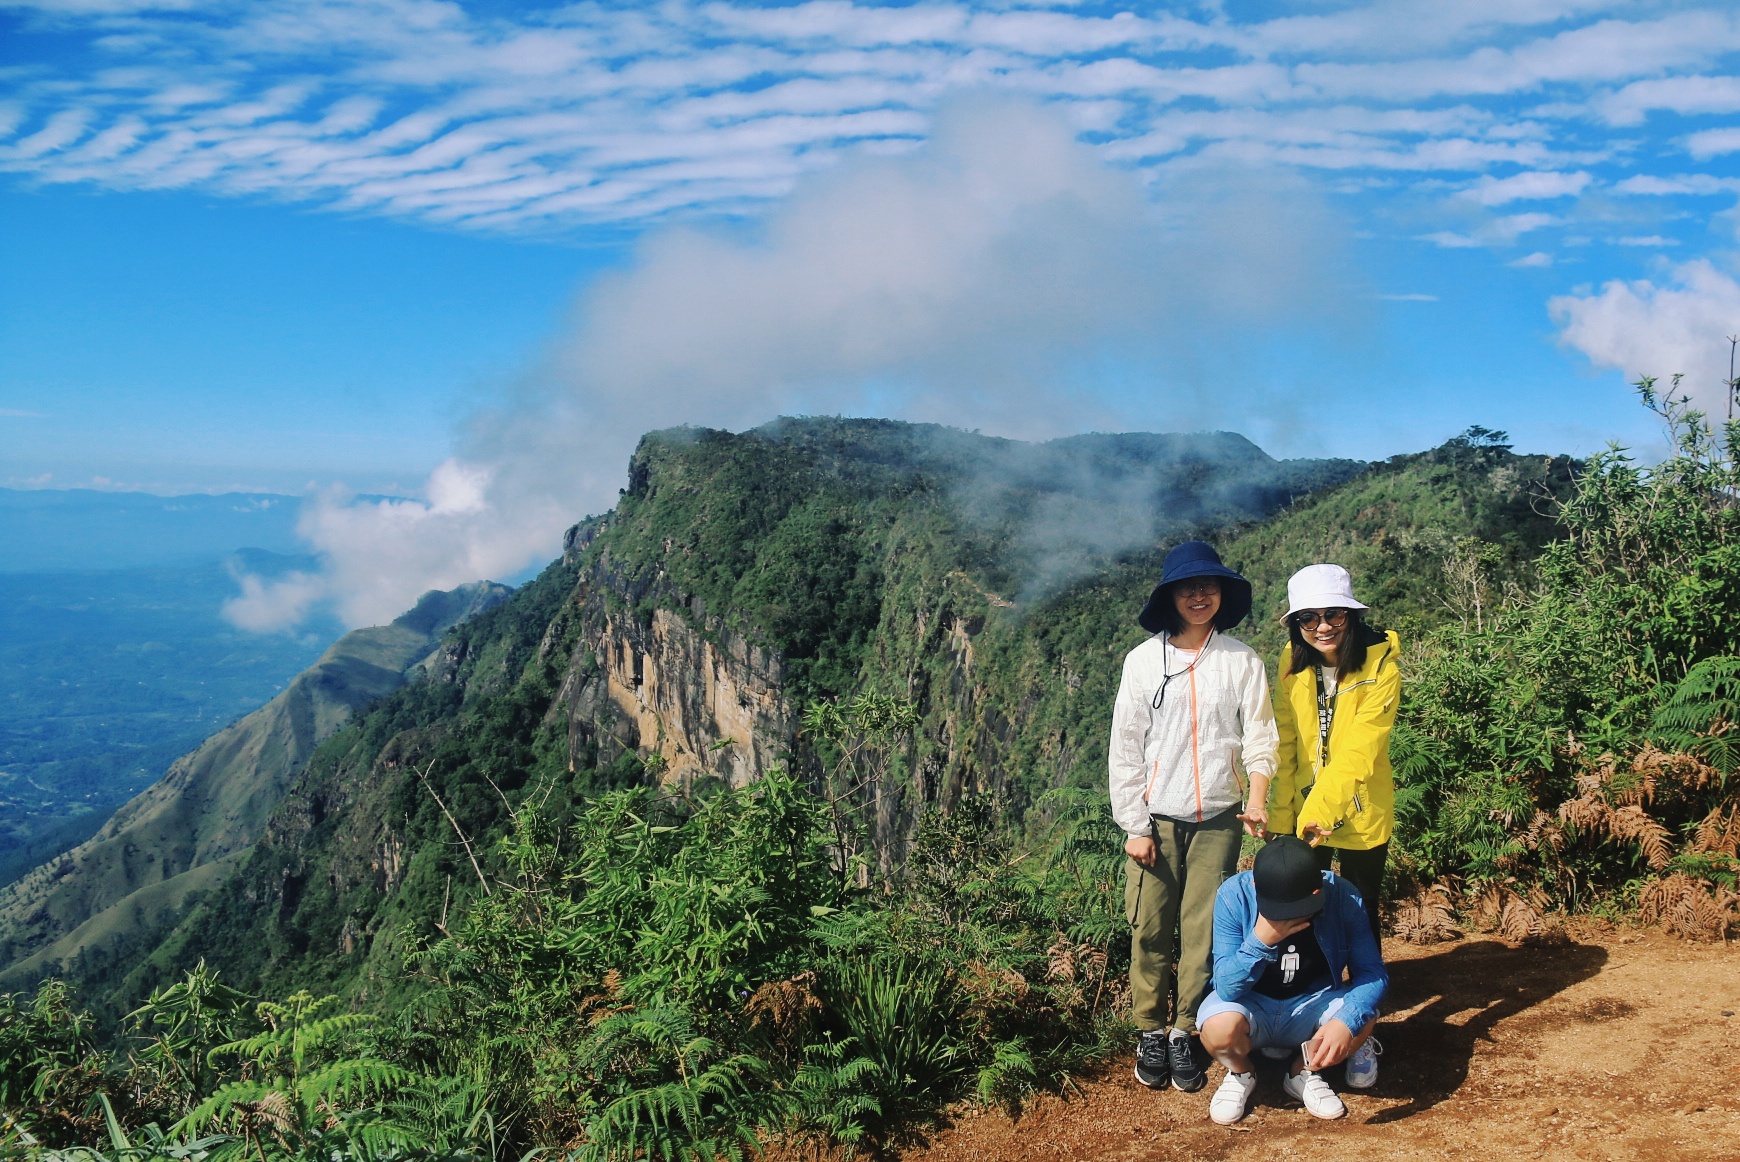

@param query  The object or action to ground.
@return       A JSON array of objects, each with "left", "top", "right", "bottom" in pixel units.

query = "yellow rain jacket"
[{"left": 1269, "top": 628, "right": 1401, "bottom": 850}]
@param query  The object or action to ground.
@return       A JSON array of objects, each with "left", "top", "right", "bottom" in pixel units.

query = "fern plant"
[
  {"left": 574, "top": 1007, "right": 775, "bottom": 1162},
  {"left": 1651, "top": 654, "right": 1740, "bottom": 774},
  {"left": 176, "top": 991, "right": 421, "bottom": 1161}
]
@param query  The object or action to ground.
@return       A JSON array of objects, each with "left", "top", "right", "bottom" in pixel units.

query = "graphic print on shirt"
[{"left": 1255, "top": 923, "right": 1330, "bottom": 1000}]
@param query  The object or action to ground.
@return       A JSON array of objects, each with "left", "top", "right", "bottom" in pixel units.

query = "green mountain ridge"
[
  {"left": 0, "top": 581, "right": 511, "bottom": 990},
  {"left": 3, "top": 419, "right": 1571, "bottom": 1024}
]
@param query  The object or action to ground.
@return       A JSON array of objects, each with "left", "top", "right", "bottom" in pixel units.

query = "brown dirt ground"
[{"left": 892, "top": 925, "right": 1740, "bottom": 1162}]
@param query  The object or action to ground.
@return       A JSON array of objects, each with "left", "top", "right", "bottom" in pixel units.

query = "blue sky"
[{"left": 4, "top": 0, "right": 1740, "bottom": 624}]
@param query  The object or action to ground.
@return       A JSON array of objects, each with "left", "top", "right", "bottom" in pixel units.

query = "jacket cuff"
[
  {"left": 1240, "top": 932, "right": 1282, "bottom": 962},
  {"left": 1333, "top": 1002, "right": 1372, "bottom": 1034}
]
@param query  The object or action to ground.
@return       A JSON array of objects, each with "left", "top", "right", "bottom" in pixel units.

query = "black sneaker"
[
  {"left": 1168, "top": 1031, "right": 1206, "bottom": 1092},
  {"left": 1133, "top": 1029, "right": 1170, "bottom": 1089}
]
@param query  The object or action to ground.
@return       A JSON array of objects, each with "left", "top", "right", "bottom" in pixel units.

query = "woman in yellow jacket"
[{"left": 1269, "top": 564, "right": 1401, "bottom": 942}]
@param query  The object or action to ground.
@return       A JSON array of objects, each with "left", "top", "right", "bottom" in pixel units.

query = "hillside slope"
[
  {"left": 0, "top": 553, "right": 344, "bottom": 887},
  {"left": 39, "top": 419, "right": 1569, "bottom": 1020},
  {"left": 0, "top": 581, "right": 509, "bottom": 989}
]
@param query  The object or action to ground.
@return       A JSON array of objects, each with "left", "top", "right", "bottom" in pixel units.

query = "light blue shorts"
[{"left": 1196, "top": 986, "right": 1351, "bottom": 1049}]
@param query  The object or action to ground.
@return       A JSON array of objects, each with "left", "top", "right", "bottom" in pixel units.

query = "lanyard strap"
[{"left": 1152, "top": 629, "right": 1213, "bottom": 711}]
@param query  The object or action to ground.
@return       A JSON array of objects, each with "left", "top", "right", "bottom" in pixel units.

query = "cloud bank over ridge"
[{"left": 225, "top": 99, "right": 1363, "bottom": 631}]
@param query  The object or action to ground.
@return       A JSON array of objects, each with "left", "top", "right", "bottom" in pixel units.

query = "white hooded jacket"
[{"left": 1108, "top": 630, "right": 1279, "bottom": 838}]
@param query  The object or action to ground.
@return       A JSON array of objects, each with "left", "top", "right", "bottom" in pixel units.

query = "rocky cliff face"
[{"left": 552, "top": 533, "right": 797, "bottom": 789}]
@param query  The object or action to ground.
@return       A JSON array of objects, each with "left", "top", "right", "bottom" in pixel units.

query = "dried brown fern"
[
  {"left": 1637, "top": 873, "right": 1739, "bottom": 941},
  {"left": 1470, "top": 881, "right": 1547, "bottom": 939},
  {"left": 1500, "top": 885, "right": 1550, "bottom": 940},
  {"left": 1558, "top": 766, "right": 1676, "bottom": 869},
  {"left": 958, "top": 961, "right": 1031, "bottom": 1037},
  {"left": 746, "top": 970, "right": 821, "bottom": 1032},
  {"left": 1692, "top": 805, "right": 1740, "bottom": 856},
  {"left": 1607, "top": 805, "right": 1675, "bottom": 870},
  {"left": 1521, "top": 809, "right": 1565, "bottom": 854},
  {"left": 1629, "top": 748, "right": 1720, "bottom": 819},
  {"left": 1044, "top": 936, "right": 1103, "bottom": 984},
  {"left": 1392, "top": 882, "right": 1460, "bottom": 945}
]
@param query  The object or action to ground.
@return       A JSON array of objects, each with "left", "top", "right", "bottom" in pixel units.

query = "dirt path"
[{"left": 897, "top": 926, "right": 1740, "bottom": 1162}]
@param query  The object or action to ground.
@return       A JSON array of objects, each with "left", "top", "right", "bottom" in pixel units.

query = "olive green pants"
[{"left": 1125, "top": 809, "right": 1243, "bottom": 1034}]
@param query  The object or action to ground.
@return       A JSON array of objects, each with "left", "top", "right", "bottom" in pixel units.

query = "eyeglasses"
[
  {"left": 1293, "top": 609, "right": 1349, "bottom": 630},
  {"left": 1174, "top": 579, "right": 1222, "bottom": 598}
]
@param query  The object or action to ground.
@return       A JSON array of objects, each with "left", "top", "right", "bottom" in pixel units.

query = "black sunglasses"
[{"left": 1293, "top": 608, "right": 1349, "bottom": 630}]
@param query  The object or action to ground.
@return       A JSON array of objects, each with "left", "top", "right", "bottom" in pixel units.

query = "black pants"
[{"left": 1313, "top": 842, "right": 1388, "bottom": 940}]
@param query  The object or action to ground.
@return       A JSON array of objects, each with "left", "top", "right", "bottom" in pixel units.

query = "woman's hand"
[
  {"left": 1237, "top": 801, "right": 1269, "bottom": 838},
  {"left": 1124, "top": 834, "right": 1158, "bottom": 868},
  {"left": 1302, "top": 822, "right": 1335, "bottom": 847}
]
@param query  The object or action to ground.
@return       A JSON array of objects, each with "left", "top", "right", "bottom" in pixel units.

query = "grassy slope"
[{"left": 0, "top": 583, "right": 510, "bottom": 999}]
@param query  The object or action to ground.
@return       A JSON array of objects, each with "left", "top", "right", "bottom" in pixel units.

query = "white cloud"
[
  {"left": 236, "top": 98, "right": 1367, "bottom": 629},
  {"left": 0, "top": 0, "right": 1730, "bottom": 230},
  {"left": 1599, "top": 74, "right": 1740, "bottom": 126},
  {"left": 1616, "top": 235, "right": 1678, "bottom": 247},
  {"left": 1418, "top": 230, "right": 1483, "bottom": 248},
  {"left": 223, "top": 567, "right": 327, "bottom": 634},
  {"left": 1460, "top": 170, "right": 1590, "bottom": 205},
  {"left": 1614, "top": 174, "right": 1740, "bottom": 196},
  {"left": 1684, "top": 126, "right": 1740, "bottom": 159},
  {"left": 1511, "top": 251, "right": 1553, "bottom": 266},
  {"left": 1550, "top": 259, "right": 1740, "bottom": 412},
  {"left": 1378, "top": 292, "right": 1438, "bottom": 301}
]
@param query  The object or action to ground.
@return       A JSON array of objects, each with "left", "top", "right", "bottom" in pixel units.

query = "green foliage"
[
  {"left": 126, "top": 962, "right": 254, "bottom": 1109},
  {"left": 0, "top": 980, "right": 104, "bottom": 1146},
  {"left": 177, "top": 991, "right": 420, "bottom": 1161},
  {"left": 822, "top": 956, "right": 963, "bottom": 1116},
  {"left": 27, "top": 404, "right": 1740, "bottom": 1159},
  {"left": 1386, "top": 382, "right": 1740, "bottom": 939},
  {"left": 1650, "top": 655, "right": 1740, "bottom": 774}
]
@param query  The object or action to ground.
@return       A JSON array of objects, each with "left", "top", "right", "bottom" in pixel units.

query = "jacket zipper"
[{"left": 1190, "top": 662, "right": 1202, "bottom": 822}]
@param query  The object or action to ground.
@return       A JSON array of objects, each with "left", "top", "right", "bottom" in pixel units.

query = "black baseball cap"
[{"left": 1254, "top": 836, "right": 1327, "bottom": 920}]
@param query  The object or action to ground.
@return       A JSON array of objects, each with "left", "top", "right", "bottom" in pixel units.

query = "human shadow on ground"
[{"left": 1355, "top": 936, "right": 1609, "bottom": 1123}]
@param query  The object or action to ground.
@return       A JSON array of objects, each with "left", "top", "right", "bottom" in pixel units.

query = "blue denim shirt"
[{"left": 1211, "top": 869, "right": 1388, "bottom": 1033}]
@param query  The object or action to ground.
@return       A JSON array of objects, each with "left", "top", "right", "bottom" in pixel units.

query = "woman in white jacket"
[{"left": 1110, "top": 540, "right": 1278, "bottom": 1095}]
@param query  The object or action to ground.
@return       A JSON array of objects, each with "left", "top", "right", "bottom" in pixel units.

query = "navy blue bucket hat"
[{"left": 1138, "top": 541, "right": 1253, "bottom": 634}]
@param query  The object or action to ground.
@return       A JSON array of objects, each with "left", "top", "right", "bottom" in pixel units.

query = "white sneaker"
[
  {"left": 1209, "top": 1071, "right": 1257, "bottom": 1125},
  {"left": 1282, "top": 1068, "right": 1346, "bottom": 1119},
  {"left": 1345, "top": 1036, "right": 1382, "bottom": 1089}
]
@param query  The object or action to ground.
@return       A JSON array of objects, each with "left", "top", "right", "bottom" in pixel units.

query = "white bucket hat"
[{"left": 1285, "top": 563, "right": 1368, "bottom": 618}]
